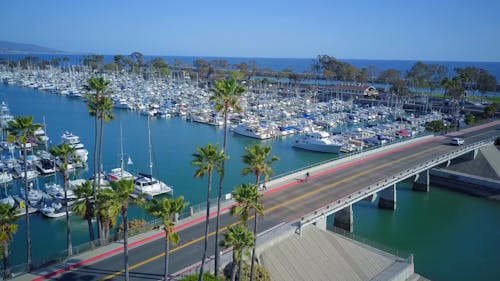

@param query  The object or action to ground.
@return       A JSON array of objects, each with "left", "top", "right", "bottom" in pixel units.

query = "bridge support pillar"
[
  {"left": 362, "top": 193, "right": 377, "bottom": 202},
  {"left": 313, "top": 216, "right": 327, "bottom": 230},
  {"left": 413, "top": 169, "right": 430, "bottom": 192},
  {"left": 378, "top": 184, "right": 397, "bottom": 210},
  {"left": 334, "top": 205, "right": 353, "bottom": 232},
  {"left": 446, "top": 160, "right": 451, "bottom": 167},
  {"left": 466, "top": 149, "right": 478, "bottom": 160}
]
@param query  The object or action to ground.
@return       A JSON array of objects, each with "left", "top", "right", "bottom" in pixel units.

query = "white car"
[{"left": 450, "top": 137, "right": 464, "bottom": 145}]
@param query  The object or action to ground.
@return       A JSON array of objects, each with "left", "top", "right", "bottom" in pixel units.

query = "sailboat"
[
  {"left": 106, "top": 123, "right": 135, "bottom": 182},
  {"left": 132, "top": 117, "right": 173, "bottom": 200}
]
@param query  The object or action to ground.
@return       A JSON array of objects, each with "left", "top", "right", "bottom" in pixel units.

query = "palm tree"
[
  {"left": 50, "top": 143, "right": 77, "bottom": 256},
  {"left": 191, "top": 144, "right": 227, "bottom": 281},
  {"left": 241, "top": 144, "right": 278, "bottom": 281},
  {"left": 6, "top": 116, "right": 41, "bottom": 271},
  {"left": 84, "top": 77, "right": 114, "bottom": 238},
  {"left": 101, "top": 179, "right": 141, "bottom": 281},
  {"left": 72, "top": 181, "right": 96, "bottom": 244},
  {"left": 94, "top": 188, "right": 120, "bottom": 245},
  {"left": 0, "top": 203, "right": 18, "bottom": 279},
  {"left": 221, "top": 225, "right": 254, "bottom": 281},
  {"left": 145, "top": 196, "right": 186, "bottom": 280},
  {"left": 231, "top": 184, "right": 263, "bottom": 227},
  {"left": 209, "top": 77, "right": 245, "bottom": 276}
]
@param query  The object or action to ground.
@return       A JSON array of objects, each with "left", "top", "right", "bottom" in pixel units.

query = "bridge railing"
[
  {"left": 299, "top": 139, "right": 493, "bottom": 228},
  {"left": 177, "top": 132, "right": 435, "bottom": 220}
]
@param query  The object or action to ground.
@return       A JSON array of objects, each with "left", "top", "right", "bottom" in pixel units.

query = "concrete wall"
[{"left": 430, "top": 168, "right": 500, "bottom": 197}]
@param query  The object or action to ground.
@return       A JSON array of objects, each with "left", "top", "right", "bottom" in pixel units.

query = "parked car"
[{"left": 450, "top": 137, "right": 464, "bottom": 145}]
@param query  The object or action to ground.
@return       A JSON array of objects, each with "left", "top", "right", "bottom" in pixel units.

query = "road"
[{"left": 48, "top": 122, "right": 500, "bottom": 281}]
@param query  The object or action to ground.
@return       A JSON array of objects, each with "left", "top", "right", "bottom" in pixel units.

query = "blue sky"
[{"left": 1, "top": 0, "right": 499, "bottom": 61}]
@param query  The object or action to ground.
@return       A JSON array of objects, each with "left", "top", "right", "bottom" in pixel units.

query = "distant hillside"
[{"left": 0, "top": 40, "right": 64, "bottom": 54}]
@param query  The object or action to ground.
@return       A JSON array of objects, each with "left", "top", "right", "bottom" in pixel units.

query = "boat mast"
[
  {"left": 147, "top": 117, "right": 153, "bottom": 177},
  {"left": 120, "top": 122, "right": 124, "bottom": 178}
]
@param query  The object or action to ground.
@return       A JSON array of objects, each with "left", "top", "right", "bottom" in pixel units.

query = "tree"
[
  {"left": 209, "top": 78, "right": 245, "bottom": 276},
  {"left": 191, "top": 144, "right": 227, "bottom": 281},
  {"left": 0, "top": 203, "right": 18, "bottom": 279},
  {"left": 221, "top": 225, "right": 254, "bottom": 281},
  {"left": 72, "top": 181, "right": 96, "bottom": 245},
  {"left": 6, "top": 116, "right": 41, "bottom": 271},
  {"left": 426, "top": 120, "right": 445, "bottom": 132},
  {"left": 84, "top": 77, "right": 115, "bottom": 238},
  {"left": 241, "top": 144, "right": 278, "bottom": 281},
  {"left": 101, "top": 179, "right": 141, "bottom": 281},
  {"left": 465, "top": 113, "right": 476, "bottom": 125},
  {"left": 50, "top": 143, "right": 77, "bottom": 256},
  {"left": 130, "top": 52, "right": 145, "bottom": 73},
  {"left": 455, "top": 67, "right": 497, "bottom": 98},
  {"left": 95, "top": 188, "right": 120, "bottom": 245},
  {"left": 231, "top": 184, "right": 262, "bottom": 227},
  {"left": 145, "top": 196, "right": 186, "bottom": 280}
]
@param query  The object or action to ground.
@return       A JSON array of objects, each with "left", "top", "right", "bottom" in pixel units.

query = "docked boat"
[
  {"left": 40, "top": 201, "right": 70, "bottom": 218},
  {"left": 133, "top": 173, "right": 173, "bottom": 200},
  {"left": 231, "top": 123, "right": 275, "bottom": 140},
  {"left": 35, "top": 151, "right": 57, "bottom": 175},
  {"left": 292, "top": 131, "right": 343, "bottom": 153},
  {"left": 132, "top": 117, "right": 173, "bottom": 199},
  {"left": 0, "top": 170, "right": 14, "bottom": 184},
  {"left": 45, "top": 182, "right": 77, "bottom": 201},
  {"left": 61, "top": 131, "right": 89, "bottom": 164},
  {"left": 106, "top": 167, "right": 135, "bottom": 182}
]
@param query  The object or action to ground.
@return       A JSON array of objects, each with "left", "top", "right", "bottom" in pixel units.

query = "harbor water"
[{"left": 1, "top": 84, "right": 499, "bottom": 280}]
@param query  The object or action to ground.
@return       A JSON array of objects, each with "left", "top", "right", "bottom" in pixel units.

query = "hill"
[{"left": 0, "top": 40, "right": 64, "bottom": 54}]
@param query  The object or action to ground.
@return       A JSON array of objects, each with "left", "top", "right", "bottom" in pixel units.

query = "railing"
[
  {"left": 178, "top": 132, "right": 434, "bottom": 219},
  {"left": 4, "top": 135, "right": 490, "bottom": 278},
  {"left": 299, "top": 139, "right": 493, "bottom": 228}
]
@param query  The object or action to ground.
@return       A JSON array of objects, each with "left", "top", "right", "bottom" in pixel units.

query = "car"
[{"left": 450, "top": 137, "right": 464, "bottom": 145}]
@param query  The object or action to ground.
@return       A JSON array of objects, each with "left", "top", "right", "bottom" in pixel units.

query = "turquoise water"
[{"left": 1, "top": 84, "right": 499, "bottom": 280}]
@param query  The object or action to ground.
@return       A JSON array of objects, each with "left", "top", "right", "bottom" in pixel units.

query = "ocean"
[{"left": 0, "top": 83, "right": 499, "bottom": 280}]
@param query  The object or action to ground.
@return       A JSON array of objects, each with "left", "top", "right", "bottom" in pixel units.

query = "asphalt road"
[{"left": 51, "top": 123, "right": 500, "bottom": 281}]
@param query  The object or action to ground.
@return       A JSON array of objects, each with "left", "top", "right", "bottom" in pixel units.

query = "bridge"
[{"left": 21, "top": 121, "right": 500, "bottom": 281}]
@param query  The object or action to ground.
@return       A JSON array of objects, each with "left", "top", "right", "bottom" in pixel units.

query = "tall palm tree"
[
  {"left": 231, "top": 183, "right": 263, "bottom": 228},
  {"left": 0, "top": 203, "right": 18, "bottom": 279},
  {"left": 84, "top": 77, "right": 114, "bottom": 238},
  {"left": 145, "top": 196, "right": 186, "bottom": 280},
  {"left": 72, "top": 181, "right": 96, "bottom": 244},
  {"left": 191, "top": 144, "right": 227, "bottom": 281},
  {"left": 221, "top": 225, "right": 254, "bottom": 281},
  {"left": 6, "top": 116, "right": 41, "bottom": 271},
  {"left": 101, "top": 179, "right": 141, "bottom": 281},
  {"left": 209, "top": 77, "right": 245, "bottom": 276},
  {"left": 50, "top": 143, "right": 77, "bottom": 256},
  {"left": 241, "top": 144, "right": 278, "bottom": 281}
]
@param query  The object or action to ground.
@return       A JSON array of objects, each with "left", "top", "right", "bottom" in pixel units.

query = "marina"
[{"left": 0, "top": 67, "right": 498, "bottom": 280}]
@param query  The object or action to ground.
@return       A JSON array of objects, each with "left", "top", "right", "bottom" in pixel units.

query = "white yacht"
[
  {"left": 293, "top": 131, "right": 343, "bottom": 153},
  {"left": 106, "top": 167, "right": 135, "bottom": 182},
  {"left": 133, "top": 173, "right": 173, "bottom": 200},
  {"left": 231, "top": 123, "right": 275, "bottom": 140},
  {"left": 61, "top": 131, "right": 89, "bottom": 164},
  {"left": 132, "top": 117, "right": 173, "bottom": 200}
]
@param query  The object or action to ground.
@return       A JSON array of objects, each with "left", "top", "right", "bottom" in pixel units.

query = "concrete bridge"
[
  {"left": 19, "top": 121, "right": 500, "bottom": 281},
  {"left": 298, "top": 138, "right": 492, "bottom": 234}
]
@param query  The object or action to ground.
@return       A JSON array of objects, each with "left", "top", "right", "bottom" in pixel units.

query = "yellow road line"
[{"left": 102, "top": 144, "right": 442, "bottom": 280}]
